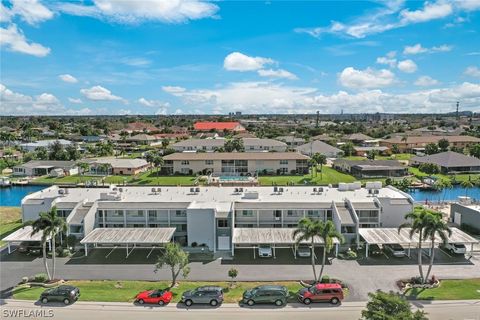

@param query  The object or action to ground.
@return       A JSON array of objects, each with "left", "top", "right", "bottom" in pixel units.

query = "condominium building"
[
  {"left": 162, "top": 152, "right": 310, "bottom": 175},
  {"left": 20, "top": 184, "right": 414, "bottom": 254},
  {"left": 170, "top": 138, "right": 288, "bottom": 153}
]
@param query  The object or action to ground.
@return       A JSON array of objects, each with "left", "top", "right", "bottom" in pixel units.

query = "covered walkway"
[{"left": 80, "top": 228, "right": 175, "bottom": 258}]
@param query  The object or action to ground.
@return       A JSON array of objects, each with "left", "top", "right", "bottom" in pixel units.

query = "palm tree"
[
  {"left": 460, "top": 180, "right": 474, "bottom": 198},
  {"left": 153, "top": 155, "right": 164, "bottom": 176},
  {"left": 29, "top": 206, "right": 67, "bottom": 280},
  {"left": 423, "top": 212, "right": 452, "bottom": 283},
  {"left": 311, "top": 153, "right": 327, "bottom": 179},
  {"left": 293, "top": 218, "right": 343, "bottom": 283},
  {"left": 398, "top": 207, "right": 431, "bottom": 283},
  {"left": 26, "top": 218, "right": 51, "bottom": 280}
]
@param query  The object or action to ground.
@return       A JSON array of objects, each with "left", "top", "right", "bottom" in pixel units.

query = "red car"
[
  {"left": 297, "top": 283, "right": 344, "bottom": 305},
  {"left": 135, "top": 289, "right": 173, "bottom": 306}
]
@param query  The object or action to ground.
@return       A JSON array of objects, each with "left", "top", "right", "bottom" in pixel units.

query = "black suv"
[
  {"left": 181, "top": 286, "right": 224, "bottom": 307},
  {"left": 18, "top": 241, "right": 42, "bottom": 255},
  {"left": 40, "top": 285, "right": 80, "bottom": 305}
]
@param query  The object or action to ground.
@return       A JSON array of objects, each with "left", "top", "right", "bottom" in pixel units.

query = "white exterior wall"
[
  {"left": 376, "top": 198, "right": 414, "bottom": 227},
  {"left": 186, "top": 209, "right": 215, "bottom": 250}
]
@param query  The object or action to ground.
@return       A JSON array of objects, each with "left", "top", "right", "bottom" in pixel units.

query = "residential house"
[
  {"left": 343, "top": 133, "right": 373, "bottom": 145},
  {"left": 274, "top": 136, "right": 306, "bottom": 147},
  {"left": 380, "top": 135, "right": 480, "bottom": 153},
  {"left": 18, "top": 139, "right": 73, "bottom": 152},
  {"left": 193, "top": 121, "right": 246, "bottom": 132},
  {"left": 125, "top": 122, "right": 158, "bottom": 133},
  {"left": 13, "top": 160, "right": 78, "bottom": 176},
  {"left": 410, "top": 151, "right": 480, "bottom": 173},
  {"left": 85, "top": 158, "right": 150, "bottom": 175},
  {"left": 295, "top": 140, "right": 343, "bottom": 158},
  {"left": 333, "top": 159, "right": 408, "bottom": 178}
]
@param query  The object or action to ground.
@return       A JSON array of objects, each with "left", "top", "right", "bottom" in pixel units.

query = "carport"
[
  {"left": 359, "top": 227, "right": 479, "bottom": 258},
  {"left": 80, "top": 228, "right": 175, "bottom": 258},
  {"left": 2, "top": 226, "right": 51, "bottom": 254},
  {"left": 232, "top": 228, "right": 340, "bottom": 259}
]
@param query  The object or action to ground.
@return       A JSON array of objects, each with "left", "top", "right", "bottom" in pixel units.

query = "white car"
[
  {"left": 296, "top": 245, "right": 312, "bottom": 258},
  {"left": 258, "top": 245, "right": 272, "bottom": 258},
  {"left": 385, "top": 244, "right": 407, "bottom": 257},
  {"left": 444, "top": 243, "right": 466, "bottom": 254}
]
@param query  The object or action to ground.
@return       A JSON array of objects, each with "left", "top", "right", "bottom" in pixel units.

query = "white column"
[
  {"left": 365, "top": 243, "right": 369, "bottom": 258},
  {"left": 273, "top": 244, "right": 276, "bottom": 259},
  {"left": 84, "top": 244, "right": 88, "bottom": 256},
  {"left": 256, "top": 210, "right": 259, "bottom": 227},
  {"left": 48, "top": 240, "right": 52, "bottom": 251},
  {"left": 7, "top": 243, "right": 11, "bottom": 254},
  {"left": 335, "top": 243, "right": 339, "bottom": 257}
]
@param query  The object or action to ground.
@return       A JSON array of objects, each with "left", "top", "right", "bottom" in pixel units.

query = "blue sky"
[{"left": 1, "top": 0, "right": 480, "bottom": 115}]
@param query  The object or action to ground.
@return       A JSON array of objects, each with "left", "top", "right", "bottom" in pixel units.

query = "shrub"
[
  {"left": 34, "top": 273, "right": 48, "bottom": 283},
  {"left": 21, "top": 277, "right": 29, "bottom": 283},
  {"left": 191, "top": 242, "right": 198, "bottom": 247}
]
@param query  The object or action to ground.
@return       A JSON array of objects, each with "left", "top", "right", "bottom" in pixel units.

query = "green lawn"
[
  {"left": 13, "top": 280, "right": 304, "bottom": 303},
  {"left": 344, "top": 153, "right": 413, "bottom": 161},
  {"left": 0, "top": 207, "right": 22, "bottom": 247},
  {"left": 408, "top": 167, "right": 480, "bottom": 183},
  {"left": 129, "top": 172, "right": 196, "bottom": 186},
  {"left": 405, "top": 279, "right": 480, "bottom": 300},
  {"left": 259, "top": 166, "right": 358, "bottom": 186}
]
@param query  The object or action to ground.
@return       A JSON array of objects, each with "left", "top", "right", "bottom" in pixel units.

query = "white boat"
[{"left": 0, "top": 177, "right": 11, "bottom": 187}]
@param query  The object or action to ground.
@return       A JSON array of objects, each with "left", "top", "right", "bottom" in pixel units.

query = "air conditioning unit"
[
  {"left": 234, "top": 187, "right": 239, "bottom": 193},
  {"left": 318, "top": 187, "right": 323, "bottom": 193},
  {"left": 279, "top": 187, "right": 284, "bottom": 193},
  {"left": 64, "top": 188, "right": 69, "bottom": 194},
  {"left": 313, "top": 187, "right": 317, "bottom": 192},
  {"left": 273, "top": 186, "right": 278, "bottom": 193},
  {"left": 118, "top": 187, "right": 123, "bottom": 192},
  {"left": 238, "top": 187, "right": 243, "bottom": 192},
  {"left": 190, "top": 187, "right": 195, "bottom": 193},
  {"left": 157, "top": 188, "right": 161, "bottom": 193},
  {"left": 195, "top": 187, "right": 200, "bottom": 193},
  {"left": 151, "top": 187, "right": 156, "bottom": 193}
]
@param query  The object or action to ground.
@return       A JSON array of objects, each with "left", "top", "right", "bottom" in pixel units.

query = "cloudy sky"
[{"left": 1, "top": 0, "right": 480, "bottom": 115}]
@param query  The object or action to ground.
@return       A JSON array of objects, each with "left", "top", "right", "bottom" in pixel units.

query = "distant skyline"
[{"left": 1, "top": 0, "right": 480, "bottom": 116}]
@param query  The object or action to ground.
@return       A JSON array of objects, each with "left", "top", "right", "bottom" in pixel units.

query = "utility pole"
[
  {"left": 316, "top": 110, "right": 320, "bottom": 128},
  {"left": 456, "top": 101, "right": 459, "bottom": 120}
]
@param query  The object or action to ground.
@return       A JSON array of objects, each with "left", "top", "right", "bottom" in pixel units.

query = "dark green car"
[
  {"left": 242, "top": 285, "right": 288, "bottom": 306},
  {"left": 40, "top": 285, "right": 80, "bottom": 305}
]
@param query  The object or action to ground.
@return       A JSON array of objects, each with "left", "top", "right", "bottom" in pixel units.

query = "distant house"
[
  {"left": 13, "top": 160, "right": 78, "bottom": 177},
  {"left": 380, "top": 135, "right": 480, "bottom": 153},
  {"left": 125, "top": 122, "right": 158, "bottom": 133},
  {"left": 410, "top": 151, "right": 480, "bottom": 173},
  {"left": 333, "top": 159, "right": 407, "bottom": 178},
  {"left": 18, "top": 139, "right": 72, "bottom": 152},
  {"left": 126, "top": 134, "right": 159, "bottom": 146},
  {"left": 353, "top": 146, "right": 390, "bottom": 157},
  {"left": 312, "top": 134, "right": 334, "bottom": 142},
  {"left": 163, "top": 152, "right": 310, "bottom": 175},
  {"left": 275, "top": 136, "right": 306, "bottom": 147},
  {"left": 295, "top": 140, "right": 343, "bottom": 158},
  {"left": 85, "top": 158, "right": 150, "bottom": 175},
  {"left": 0, "top": 149, "right": 22, "bottom": 161},
  {"left": 343, "top": 133, "right": 373, "bottom": 145},
  {"left": 193, "top": 121, "right": 246, "bottom": 132}
]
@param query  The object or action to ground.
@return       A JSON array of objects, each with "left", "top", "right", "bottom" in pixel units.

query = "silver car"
[
  {"left": 258, "top": 245, "right": 272, "bottom": 258},
  {"left": 181, "top": 286, "right": 224, "bottom": 307},
  {"left": 296, "top": 245, "right": 311, "bottom": 258}
]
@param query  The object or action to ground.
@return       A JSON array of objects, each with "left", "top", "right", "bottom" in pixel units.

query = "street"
[{"left": 1, "top": 299, "right": 479, "bottom": 320}]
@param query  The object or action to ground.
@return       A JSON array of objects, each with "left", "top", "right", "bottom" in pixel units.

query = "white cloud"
[
  {"left": 403, "top": 43, "right": 428, "bottom": 55},
  {"left": 10, "top": 0, "right": 54, "bottom": 25},
  {"left": 224, "top": 52, "right": 274, "bottom": 72},
  {"left": 121, "top": 57, "right": 151, "bottom": 66},
  {"left": 162, "top": 85, "right": 186, "bottom": 94},
  {"left": 338, "top": 67, "right": 396, "bottom": 89},
  {"left": 376, "top": 51, "right": 397, "bottom": 68},
  {"left": 162, "top": 81, "right": 480, "bottom": 114},
  {"left": 464, "top": 66, "right": 480, "bottom": 77},
  {"left": 296, "top": 1, "right": 478, "bottom": 39},
  {"left": 1, "top": 83, "right": 66, "bottom": 115},
  {"left": 257, "top": 68, "right": 298, "bottom": 80},
  {"left": 68, "top": 98, "right": 82, "bottom": 104},
  {"left": 414, "top": 75, "right": 440, "bottom": 86},
  {"left": 80, "top": 85, "right": 125, "bottom": 102},
  {"left": 397, "top": 59, "right": 417, "bottom": 73},
  {"left": 138, "top": 97, "right": 170, "bottom": 109},
  {"left": 118, "top": 109, "right": 132, "bottom": 115},
  {"left": 58, "top": 0, "right": 219, "bottom": 24},
  {"left": 0, "top": 24, "right": 50, "bottom": 57},
  {"left": 403, "top": 43, "right": 452, "bottom": 54},
  {"left": 59, "top": 74, "right": 78, "bottom": 83},
  {"left": 400, "top": 2, "right": 453, "bottom": 23}
]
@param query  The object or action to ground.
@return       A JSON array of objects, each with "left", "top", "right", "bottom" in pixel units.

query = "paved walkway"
[{"left": 2, "top": 247, "right": 480, "bottom": 301}]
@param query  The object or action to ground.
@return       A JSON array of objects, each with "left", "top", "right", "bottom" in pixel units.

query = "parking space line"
[{"left": 439, "top": 248, "right": 452, "bottom": 259}]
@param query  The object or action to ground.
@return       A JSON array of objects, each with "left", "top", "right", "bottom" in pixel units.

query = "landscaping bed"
[{"left": 403, "top": 279, "right": 480, "bottom": 300}]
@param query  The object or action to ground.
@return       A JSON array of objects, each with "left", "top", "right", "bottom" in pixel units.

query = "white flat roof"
[
  {"left": 80, "top": 228, "right": 175, "bottom": 245},
  {"left": 25, "top": 185, "right": 410, "bottom": 208},
  {"left": 232, "top": 228, "right": 340, "bottom": 245},
  {"left": 2, "top": 226, "right": 50, "bottom": 243},
  {"left": 359, "top": 227, "right": 478, "bottom": 245}
]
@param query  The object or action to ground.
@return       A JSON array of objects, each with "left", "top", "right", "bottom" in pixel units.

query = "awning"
[
  {"left": 2, "top": 226, "right": 50, "bottom": 243},
  {"left": 359, "top": 227, "right": 479, "bottom": 245},
  {"left": 80, "top": 228, "right": 175, "bottom": 245},
  {"left": 232, "top": 228, "right": 340, "bottom": 245}
]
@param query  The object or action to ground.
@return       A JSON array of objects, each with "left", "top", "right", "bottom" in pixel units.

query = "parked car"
[
  {"left": 18, "top": 241, "right": 42, "bottom": 255},
  {"left": 258, "top": 245, "right": 272, "bottom": 258},
  {"left": 135, "top": 289, "right": 172, "bottom": 305},
  {"left": 443, "top": 243, "right": 467, "bottom": 254},
  {"left": 40, "top": 285, "right": 80, "bottom": 305},
  {"left": 181, "top": 286, "right": 223, "bottom": 307},
  {"left": 242, "top": 285, "right": 289, "bottom": 306},
  {"left": 297, "top": 283, "right": 344, "bottom": 305},
  {"left": 368, "top": 244, "right": 383, "bottom": 256},
  {"left": 296, "top": 245, "right": 311, "bottom": 258},
  {"left": 385, "top": 244, "right": 406, "bottom": 257}
]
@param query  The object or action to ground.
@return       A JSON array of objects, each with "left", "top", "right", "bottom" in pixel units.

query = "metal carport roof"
[
  {"left": 80, "top": 228, "right": 175, "bottom": 245},
  {"left": 2, "top": 226, "right": 50, "bottom": 243},
  {"left": 232, "top": 228, "right": 340, "bottom": 245},
  {"left": 359, "top": 227, "right": 478, "bottom": 245}
]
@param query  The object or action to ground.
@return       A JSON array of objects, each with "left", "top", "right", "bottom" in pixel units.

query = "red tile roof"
[{"left": 193, "top": 121, "right": 244, "bottom": 131}]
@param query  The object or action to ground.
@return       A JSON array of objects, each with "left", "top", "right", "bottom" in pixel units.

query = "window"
[
  {"left": 181, "top": 160, "right": 189, "bottom": 165},
  {"left": 175, "top": 210, "right": 186, "bottom": 217},
  {"left": 241, "top": 210, "right": 254, "bottom": 217},
  {"left": 126, "top": 210, "right": 144, "bottom": 217},
  {"left": 205, "top": 160, "right": 214, "bottom": 165},
  {"left": 173, "top": 224, "right": 187, "bottom": 232},
  {"left": 279, "top": 160, "right": 288, "bottom": 165},
  {"left": 217, "top": 219, "right": 229, "bottom": 228},
  {"left": 181, "top": 168, "right": 190, "bottom": 174}
]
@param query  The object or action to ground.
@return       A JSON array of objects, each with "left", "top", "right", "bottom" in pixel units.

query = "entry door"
[
  {"left": 218, "top": 236, "right": 230, "bottom": 250},
  {"left": 454, "top": 212, "right": 462, "bottom": 225}
]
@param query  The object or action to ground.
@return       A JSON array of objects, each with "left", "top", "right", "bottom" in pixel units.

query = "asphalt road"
[{"left": 1, "top": 299, "right": 479, "bottom": 320}]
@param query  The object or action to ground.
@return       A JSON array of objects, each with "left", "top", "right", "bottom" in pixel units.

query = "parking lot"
[{"left": 224, "top": 247, "right": 328, "bottom": 265}]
